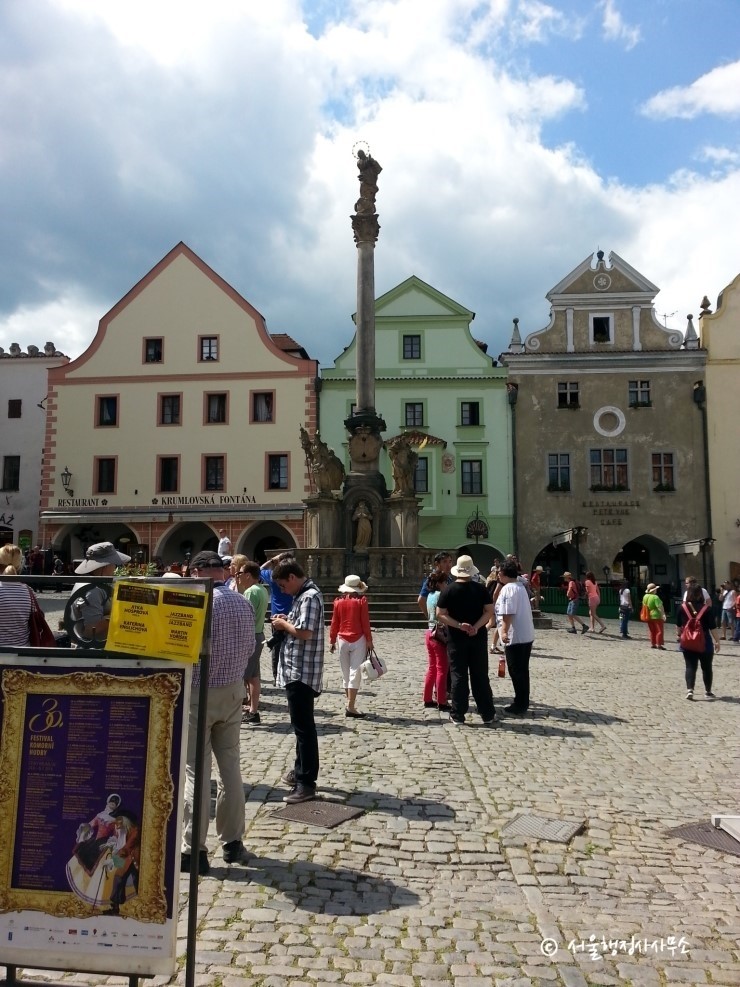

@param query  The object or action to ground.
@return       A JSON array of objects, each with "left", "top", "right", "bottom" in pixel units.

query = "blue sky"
[{"left": 1, "top": 0, "right": 739, "bottom": 367}]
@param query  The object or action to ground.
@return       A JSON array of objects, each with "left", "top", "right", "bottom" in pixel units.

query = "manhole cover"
[
  {"left": 271, "top": 800, "right": 365, "bottom": 829},
  {"left": 502, "top": 813, "right": 585, "bottom": 844},
  {"left": 667, "top": 821, "right": 740, "bottom": 858}
]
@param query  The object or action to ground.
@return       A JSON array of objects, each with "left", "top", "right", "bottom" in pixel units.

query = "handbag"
[
  {"left": 640, "top": 602, "right": 651, "bottom": 622},
  {"left": 360, "top": 647, "right": 387, "bottom": 682},
  {"left": 430, "top": 622, "right": 449, "bottom": 645},
  {"left": 27, "top": 588, "right": 56, "bottom": 647}
]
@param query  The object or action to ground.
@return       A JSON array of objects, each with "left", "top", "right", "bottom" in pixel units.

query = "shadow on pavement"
[{"left": 240, "top": 782, "right": 456, "bottom": 821}]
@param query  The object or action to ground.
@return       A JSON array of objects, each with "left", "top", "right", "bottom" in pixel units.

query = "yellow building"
[
  {"left": 40, "top": 243, "right": 318, "bottom": 564},
  {"left": 699, "top": 275, "right": 740, "bottom": 583}
]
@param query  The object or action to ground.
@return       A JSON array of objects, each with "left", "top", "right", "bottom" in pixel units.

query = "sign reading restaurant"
[{"left": 56, "top": 493, "right": 258, "bottom": 508}]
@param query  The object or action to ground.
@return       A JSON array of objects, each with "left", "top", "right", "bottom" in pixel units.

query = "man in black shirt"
[{"left": 436, "top": 555, "right": 496, "bottom": 725}]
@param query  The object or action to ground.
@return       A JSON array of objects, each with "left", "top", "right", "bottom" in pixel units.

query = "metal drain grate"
[
  {"left": 502, "top": 813, "right": 585, "bottom": 844},
  {"left": 271, "top": 799, "right": 365, "bottom": 829},
  {"left": 667, "top": 821, "right": 740, "bottom": 858}
]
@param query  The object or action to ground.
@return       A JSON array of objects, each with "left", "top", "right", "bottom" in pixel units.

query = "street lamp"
[{"left": 60, "top": 466, "right": 73, "bottom": 494}]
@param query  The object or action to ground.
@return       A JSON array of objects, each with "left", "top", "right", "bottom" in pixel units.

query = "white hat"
[
  {"left": 535, "top": 565, "right": 544, "bottom": 572},
  {"left": 75, "top": 542, "right": 131, "bottom": 574},
  {"left": 338, "top": 574, "right": 368, "bottom": 593},
  {"left": 451, "top": 555, "right": 479, "bottom": 580},
  {"left": 646, "top": 583, "right": 659, "bottom": 593}
]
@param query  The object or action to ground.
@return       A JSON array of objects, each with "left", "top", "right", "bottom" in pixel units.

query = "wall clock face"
[{"left": 594, "top": 274, "right": 611, "bottom": 291}]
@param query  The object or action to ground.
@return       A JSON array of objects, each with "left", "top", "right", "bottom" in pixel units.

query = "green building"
[{"left": 320, "top": 276, "right": 514, "bottom": 570}]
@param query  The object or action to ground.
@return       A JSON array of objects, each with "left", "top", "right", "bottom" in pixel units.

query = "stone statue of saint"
[
  {"left": 299, "top": 426, "right": 345, "bottom": 494},
  {"left": 385, "top": 434, "right": 418, "bottom": 497},
  {"left": 352, "top": 501, "right": 373, "bottom": 550},
  {"left": 354, "top": 149, "right": 382, "bottom": 215}
]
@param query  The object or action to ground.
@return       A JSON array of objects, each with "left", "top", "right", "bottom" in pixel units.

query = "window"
[
  {"left": 144, "top": 338, "right": 163, "bottom": 363},
  {"left": 1, "top": 456, "right": 20, "bottom": 491},
  {"left": 547, "top": 453, "right": 570, "bottom": 491},
  {"left": 204, "top": 455, "right": 225, "bottom": 491},
  {"left": 590, "top": 314, "right": 613, "bottom": 343},
  {"left": 460, "top": 401, "right": 480, "bottom": 426},
  {"left": 414, "top": 456, "right": 429, "bottom": 494},
  {"left": 159, "top": 394, "right": 181, "bottom": 425},
  {"left": 199, "top": 336, "right": 219, "bottom": 361},
  {"left": 158, "top": 456, "right": 179, "bottom": 493},
  {"left": 402, "top": 334, "right": 421, "bottom": 359},
  {"left": 268, "top": 454, "right": 289, "bottom": 490},
  {"left": 629, "top": 380, "right": 652, "bottom": 407},
  {"left": 652, "top": 452, "right": 675, "bottom": 490},
  {"left": 252, "top": 392, "right": 274, "bottom": 422},
  {"left": 461, "top": 459, "right": 483, "bottom": 495},
  {"left": 95, "top": 457, "right": 116, "bottom": 494},
  {"left": 557, "top": 382, "right": 579, "bottom": 408},
  {"left": 590, "top": 448, "right": 628, "bottom": 490},
  {"left": 405, "top": 402, "right": 423, "bottom": 427},
  {"left": 8, "top": 400, "right": 21, "bottom": 418},
  {"left": 205, "top": 393, "right": 227, "bottom": 424},
  {"left": 97, "top": 396, "right": 118, "bottom": 427}
]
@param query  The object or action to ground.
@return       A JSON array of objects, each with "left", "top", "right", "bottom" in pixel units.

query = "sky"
[{"left": 1, "top": 0, "right": 740, "bottom": 368}]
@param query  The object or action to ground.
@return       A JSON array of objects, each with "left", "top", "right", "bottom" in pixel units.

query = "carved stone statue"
[
  {"left": 352, "top": 500, "right": 373, "bottom": 550},
  {"left": 385, "top": 434, "right": 418, "bottom": 497},
  {"left": 300, "top": 426, "right": 345, "bottom": 495},
  {"left": 354, "top": 149, "right": 382, "bottom": 215}
]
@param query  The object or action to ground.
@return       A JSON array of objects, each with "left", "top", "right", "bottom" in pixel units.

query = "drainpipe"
[
  {"left": 507, "top": 383, "right": 519, "bottom": 557},
  {"left": 693, "top": 380, "right": 715, "bottom": 590}
]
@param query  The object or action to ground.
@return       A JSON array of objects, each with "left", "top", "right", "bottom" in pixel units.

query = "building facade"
[
  {"left": 500, "top": 250, "right": 710, "bottom": 592},
  {"left": 320, "top": 276, "right": 514, "bottom": 570},
  {"left": 0, "top": 342, "right": 69, "bottom": 553},
  {"left": 699, "top": 274, "right": 740, "bottom": 583},
  {"left": 40, "top": 243, "right": 318, "bottom": 564}
]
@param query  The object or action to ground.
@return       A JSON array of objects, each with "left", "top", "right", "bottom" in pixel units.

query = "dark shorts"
[{"left": 244, "top": 633, "right": 265, "bottom": 680}]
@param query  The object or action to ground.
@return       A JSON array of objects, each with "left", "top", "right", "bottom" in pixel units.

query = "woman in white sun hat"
[{"left": 329, "top": 575, "right": 373, "bottom": 718}]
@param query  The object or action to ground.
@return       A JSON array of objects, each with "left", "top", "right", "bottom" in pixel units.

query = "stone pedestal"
[
  {"left": 304, "top": 495, "right": 342, "bottom": 550},
  {"left": 387, "top": 494, "right": 420, "bottom": 548}
]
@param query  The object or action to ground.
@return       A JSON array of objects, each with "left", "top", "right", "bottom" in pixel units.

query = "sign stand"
[{"left": 0, "top": 574, "right": 216, "bottom": 987}]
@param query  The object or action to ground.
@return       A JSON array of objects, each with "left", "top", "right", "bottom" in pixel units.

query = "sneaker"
[
  {"left": 686, "top": 690, "right": 694, "bottom": 701},
  {"left": 222, "top": 839, "right": 249, "bottom": 865},
  {"left": 436, "top": 702, "right": 451, "bottom": 712},
  {"left": 180, "top": 850, "right": 210, "bottom": 875},
  {"left": 283, "top": 784, "right": 316, "bottom": 804},
  {"left": 580, "top": 626, "right": 589, "bottom": 634},
  {"left": 281, "top": 769, "right": 296, "bottom": 787},
  {"left": 448, "top": 715, "right": 465, "bottom": 725},
  {"left": 481, "top": 717, "right": 496, "bottom": 727},
  {"left": 241, "top": 710, "right": 261, "bottom": 725},
  {"left": 345, "top": 708, "right": 366, "bottom": 718},
  {"left": 568, "top": 629, "right": 578, "bottom": 634},
  {"left": 705, "top": 692, "right": 716, "bottom": 700}
]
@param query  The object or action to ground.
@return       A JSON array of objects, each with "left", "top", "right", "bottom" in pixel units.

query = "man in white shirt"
[
  {"left": 720, "top": 581, "right": 737, "bottom": 639},
  {"left": 682, "top": 576, "right": 711, "bottom": 606},
  {"left": 495, "top": 561, "right": 536, "bottom": 716},
  {"left": 217, "top": 529, "right": 233, "bottom": 558}
]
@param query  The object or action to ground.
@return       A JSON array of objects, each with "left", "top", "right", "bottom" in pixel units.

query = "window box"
[
  {"left": 629, "top": 400, "right": 653, "bottom": 409},
  {"left": 653, "top": 483, "right": 675, "bottom": 492},
  {"left": 589, "top": 483, "right": 629, "bottom": 492},
  {"left": 547, "top": 482, "right": 571, "bottom": 492}
]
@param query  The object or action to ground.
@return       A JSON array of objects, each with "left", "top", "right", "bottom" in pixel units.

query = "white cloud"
[
  {"left": 641, "top": 60, "right": 740, "bottom": 120},
  {"left": 600, "top": 0, "right": 641, "bottom": 50},
  {"left": 0, "top": 291, "right": 101, "bottom": 359},
  {"left": 512, "top": 0, "right": 583, "bottom": 45},
  {"left": 698, "top": 146, "right": 740, "bottom": 165}
]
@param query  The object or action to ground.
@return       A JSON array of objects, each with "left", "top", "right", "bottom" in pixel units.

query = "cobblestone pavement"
[{"left": 25, "top": 601, "right": 740, "bottom": 985}]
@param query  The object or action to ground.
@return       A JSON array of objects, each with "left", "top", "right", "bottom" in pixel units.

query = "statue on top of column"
[
  {"left": 385, "top": 433, "right": 418, "bottom": 498},
  {"left": 354, "top": 149, "right": 382, "bottom": 215}
]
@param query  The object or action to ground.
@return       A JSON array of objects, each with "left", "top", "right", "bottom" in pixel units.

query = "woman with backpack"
[{"left": 676, "top": 583, "right": 720, "bottom": 701}]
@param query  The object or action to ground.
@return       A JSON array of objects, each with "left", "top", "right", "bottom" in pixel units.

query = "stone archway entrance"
[
  {"left": 240, "top": 522, "right": 297, "bottom": 563},
  {"left": 52, "top": 523, "right": 141, "bottom": 567},
  {"left": 613, "top": 534, "right": 671, "bottom": 593},
  {"left": 156, "top": 522, "right": 219, "bottom": 565}
]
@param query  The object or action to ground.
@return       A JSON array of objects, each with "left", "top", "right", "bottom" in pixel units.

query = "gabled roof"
[
  {"left": 547, "top": 249, "right": 659, "bottom": 301},
  {"left": 362, "top": 275, "right": 475, "bottom": 322}
]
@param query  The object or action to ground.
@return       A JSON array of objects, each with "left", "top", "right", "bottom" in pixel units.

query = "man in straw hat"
[{"left": 436, "top": 555, "right": 496, "bottom": 726}]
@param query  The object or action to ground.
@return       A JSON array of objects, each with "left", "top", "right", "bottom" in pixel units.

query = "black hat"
[{"left": 189, "top": 550, "right": 226, "bottom": 570}]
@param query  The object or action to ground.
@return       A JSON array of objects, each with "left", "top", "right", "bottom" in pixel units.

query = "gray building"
[{"left": 500, "top": 250, "right": 710, "bottom": 593}]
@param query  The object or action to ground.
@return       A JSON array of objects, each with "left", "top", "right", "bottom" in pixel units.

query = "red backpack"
[{"left": 679, "top": 603, "right": 708, "bottom": 653}]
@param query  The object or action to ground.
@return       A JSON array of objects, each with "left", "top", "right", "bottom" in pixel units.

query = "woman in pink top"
[
  {"left": 584, "top": 570, "right": 606, "bottom": 633},
  {"left": 329, "top": 575, "right": 373, "bottom": 718}
]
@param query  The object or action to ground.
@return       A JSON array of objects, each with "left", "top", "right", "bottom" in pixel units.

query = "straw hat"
[
  {"left": 646, "top": 583, "right": 659, "bottom": 593},
  {"left": 451, "top": 555, "right": 479, "bottom": 580},
  {"left": 338, "top": 574, "right": 368, "bottom": 593},
  {"left": 562, "top": 571, "right": 573, "bottom": 580}
]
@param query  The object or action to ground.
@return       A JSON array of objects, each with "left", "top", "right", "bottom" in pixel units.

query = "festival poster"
[
  {"left": 0, "top": 656, "right": 189, "bottom": 977},
  {"left": 106, "top": 580, "right": 207, "bottom": 663}
]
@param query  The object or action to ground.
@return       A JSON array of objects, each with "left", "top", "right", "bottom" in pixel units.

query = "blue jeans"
[{"left": 619, "top": 606, "right": 632, "bottom": 636}]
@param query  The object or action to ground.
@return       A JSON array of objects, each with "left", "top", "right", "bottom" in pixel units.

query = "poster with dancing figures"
[{"left": 0, "top": 655, "right": 189, "bottom": 977}]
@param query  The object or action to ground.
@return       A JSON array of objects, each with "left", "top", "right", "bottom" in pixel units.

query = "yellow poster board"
[{"left": 106, "top": 580, "right": 207, "bottom": 663}]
